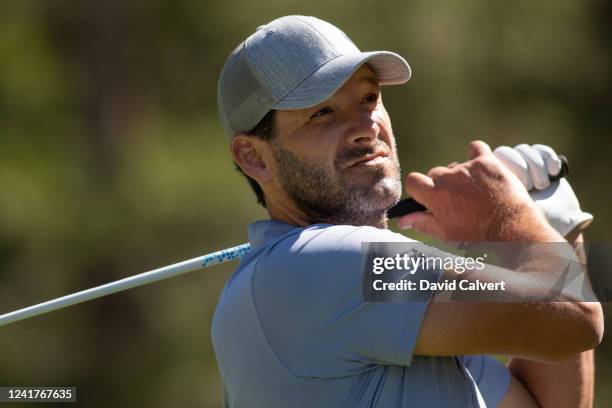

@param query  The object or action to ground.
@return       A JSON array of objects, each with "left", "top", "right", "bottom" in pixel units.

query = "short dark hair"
[{"left": 234, "top": 110, "right": 276, "bottom": 208}]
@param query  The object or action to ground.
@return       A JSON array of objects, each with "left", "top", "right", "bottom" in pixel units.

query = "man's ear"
[{"left": 230, "top": 134, "right": 275, "bottom": 183}]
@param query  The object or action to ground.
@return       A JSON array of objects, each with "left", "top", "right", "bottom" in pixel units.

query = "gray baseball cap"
[{"left": 217, "top": 15, "right": 411, "bottom": 139}]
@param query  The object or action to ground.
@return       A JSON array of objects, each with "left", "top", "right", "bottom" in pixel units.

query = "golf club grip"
[{"left": 387, "top": 155, "right": 569, "bottom": 219}]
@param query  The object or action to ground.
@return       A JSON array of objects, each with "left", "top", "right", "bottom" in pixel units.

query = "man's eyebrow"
[
  {"left": 358, "top": 75, "right": 380, "bottom": 86},
  {"left": 301, "top": 74, "right": 380, "bottom": 116}
]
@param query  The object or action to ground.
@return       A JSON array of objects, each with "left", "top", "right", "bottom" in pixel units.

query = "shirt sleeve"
[
  {"left": 252, "top": 225, "right": 443, "bottom": 378},
  {"left": 460, "top": 355, "right": 511, "bottom": 408}
]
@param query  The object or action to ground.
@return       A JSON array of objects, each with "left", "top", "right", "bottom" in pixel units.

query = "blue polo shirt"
[{"left": 211, "top": 220, "right": 510, "bottom": 407}]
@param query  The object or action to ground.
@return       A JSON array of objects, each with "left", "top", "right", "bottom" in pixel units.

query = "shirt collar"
[{"left": 247, "top": 220, "right": 301, "bottom": 249}]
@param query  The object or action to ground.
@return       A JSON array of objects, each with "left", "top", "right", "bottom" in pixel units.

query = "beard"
[{"left": 271, "top": 140, "right": 402, "bottom": 227}]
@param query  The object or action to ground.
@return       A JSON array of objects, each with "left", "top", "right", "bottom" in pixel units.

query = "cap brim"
[{"left": 273, "top": 51, "right": 411, "bottom": 110}]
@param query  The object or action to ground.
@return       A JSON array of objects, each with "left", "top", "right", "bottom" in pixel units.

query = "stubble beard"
[{"left": 271, "top": 142, "right": 402, "bottom": 228}]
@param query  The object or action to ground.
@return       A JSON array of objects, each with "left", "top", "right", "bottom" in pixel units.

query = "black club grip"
[{"left": 387, "top": 155, "right": 569, "bottom": 219}]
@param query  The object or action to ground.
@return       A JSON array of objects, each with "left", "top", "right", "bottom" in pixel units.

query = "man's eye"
[
  {"left": 310, "top": 107, "right": 332, "bottom": 119},
  {"left": 364, "top": 93, "right": 379, "bottom": 103}
]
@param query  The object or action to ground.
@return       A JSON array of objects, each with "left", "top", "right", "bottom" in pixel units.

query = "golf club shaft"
[{"left": 0, "top": 244, "right": 251, "bottom": 327}]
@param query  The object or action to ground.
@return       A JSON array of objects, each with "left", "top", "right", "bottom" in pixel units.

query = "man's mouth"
[{"left": 349, "top": 152, "right": 389, "bottom": 167}]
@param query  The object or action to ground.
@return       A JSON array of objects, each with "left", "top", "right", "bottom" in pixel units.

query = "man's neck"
[
  {"left": 267, "top": 201, "right": 389, "bottom": 229},
  {"left": 264, "top": 187, "right": 390, "bottom": 229}
]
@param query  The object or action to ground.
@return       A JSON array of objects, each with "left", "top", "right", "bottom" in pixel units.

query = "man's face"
[{"left": 268, "top": 64, "right": 402, "bottom": 226}]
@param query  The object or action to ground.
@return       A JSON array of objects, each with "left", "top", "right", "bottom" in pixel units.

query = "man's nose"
[{"left": 345, "top": 111, "right": 380, "bottom": 145}]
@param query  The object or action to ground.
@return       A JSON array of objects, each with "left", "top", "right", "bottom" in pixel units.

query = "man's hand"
[
  {"left": 494, "top": 144, "right": 593, "bottom": 237},
  {"left": 401, "top": 141, "right": 603, "bottom": 367},
  {"left": 397, "top": 140, "right": 560, "bottom": 242}
]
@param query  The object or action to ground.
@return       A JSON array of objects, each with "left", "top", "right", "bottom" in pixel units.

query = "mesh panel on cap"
[{"left": 218, "top": 43, "right": 275, "bottom": 138}]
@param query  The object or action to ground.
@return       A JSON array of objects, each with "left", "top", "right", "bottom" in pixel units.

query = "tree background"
[{"left": 1, "top": 1, "right": 610, "bottom": 406}]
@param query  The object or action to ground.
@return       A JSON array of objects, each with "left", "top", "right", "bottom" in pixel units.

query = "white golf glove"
[{"left": 493, "top": 144, "right": 593, "bottom": 237}]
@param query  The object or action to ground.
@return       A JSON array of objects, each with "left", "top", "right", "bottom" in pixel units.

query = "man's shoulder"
[
  {"left": 246, "top": 223, "right": 414, "bottom": 281},
  {"left": 248, "top": 220, "right": 413, "bottom": 252},
  {"left": 285, "top": 223, "right": 414, "bottom": 253}
]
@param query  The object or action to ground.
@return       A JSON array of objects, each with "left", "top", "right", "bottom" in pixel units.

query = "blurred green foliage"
[{"left": 0, "top": 0, "right": 610, "bottom": 406}]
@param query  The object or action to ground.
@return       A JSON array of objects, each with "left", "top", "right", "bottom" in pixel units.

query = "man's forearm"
[
  {"left": 508, "top": 350, "right": 594, "bottom": 408},
  {"left": 508, "top": 231, "right": 598, "bottom": 408}
]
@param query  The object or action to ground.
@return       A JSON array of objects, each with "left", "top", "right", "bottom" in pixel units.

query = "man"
[{"left": 212, "top": 15, "right": 603, "bottom": 407}]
